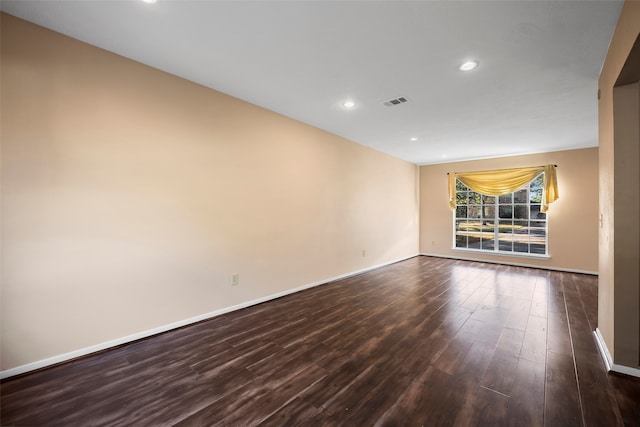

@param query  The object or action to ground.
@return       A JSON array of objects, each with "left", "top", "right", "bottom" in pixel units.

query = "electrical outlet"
[
  {"left": 362, "top": 250, "right": 366, "bottom": 257},
  {"left": 231, "top": 274, "right": 239, "bottom": 286},
  {"left": 432, "top": 240, "right": 436, "bottom": 246}
]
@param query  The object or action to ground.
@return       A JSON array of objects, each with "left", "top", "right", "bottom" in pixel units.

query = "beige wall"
[
  {"left": 613, "top": 83, "right": 639, "bottom": 368},
  {"left": 0, "top": 14, "right": 419, "bottom": 371},
  {"left": 598, "top": 0, "right": 640, "bottom": 370},
  {"left": 420, "top": 148, "right": 599, "bottom": 273}
]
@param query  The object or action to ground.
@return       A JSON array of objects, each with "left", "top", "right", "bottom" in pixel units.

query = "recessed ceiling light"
[
  {"left": 342, "top": 100, "right": 356, "bottom": 108},
  {"left": 459, "top": 60, "right": 478, "bottom": 71},
  {"left": 141, "top": 0, "right": 157, "bottom": 4},
  {"left": 410, "top": 137, "right": 418, "bottom": 142}
]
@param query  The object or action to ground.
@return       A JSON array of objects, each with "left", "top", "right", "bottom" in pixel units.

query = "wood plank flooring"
[{"left": 2, "top": 256, "right": 639, "bottom": 426}]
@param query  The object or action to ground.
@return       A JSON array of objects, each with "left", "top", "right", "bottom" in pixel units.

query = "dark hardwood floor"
[{"left": 2, "top": 256, "right": 639, "bottom": 426}]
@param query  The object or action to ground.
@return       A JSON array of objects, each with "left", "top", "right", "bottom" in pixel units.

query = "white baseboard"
[
  {"left": 594, "top": 328, "right": 640, "bottom": 378},
  {"left": 420, "top": 252, "right": 598, "bottom": 275},
  {"left": 0, "top": 254, "right": 418, "bottom": 380},
  {"left": 594, "top": 328, "right": 614, "bottom": 371}
]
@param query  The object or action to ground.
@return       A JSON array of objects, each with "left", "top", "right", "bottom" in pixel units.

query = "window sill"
[{"left": 452, "top": 247, "right": 551, "bottom": 260}]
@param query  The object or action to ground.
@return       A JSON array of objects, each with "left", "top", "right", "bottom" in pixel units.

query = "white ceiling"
[{"left": 1, "top": 0, "right": 623, "bottom": 165}]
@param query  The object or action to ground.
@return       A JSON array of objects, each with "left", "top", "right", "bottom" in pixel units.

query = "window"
[{"left": 454, "top": 173, "right": 547, "bottom": 256}]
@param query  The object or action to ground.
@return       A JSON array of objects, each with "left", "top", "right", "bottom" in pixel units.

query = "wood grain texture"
[{"left": 2, "top": 256, "right": 639, "bottom": 426}]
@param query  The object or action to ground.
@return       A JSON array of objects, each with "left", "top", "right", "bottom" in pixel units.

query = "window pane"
[
  {"left": 530, "top": 221, "right": 546, "bottom": 238},
  {"left": 513, "top": 220, "right": 528, "bottom": 233},
  {"left": 514, "top": 205, "right": 528, "bottom": 219},
  {"left": 482, "top": 195, "right": 495, "bottom": 205},
  {"left": 482, "top": 205, "right": 495, "bottom": 219},
  {"left": 468, "top": 205, "right": 481, "bottom": 219},
  {"left": 481, "top": 235, "right": 495, "bottom": 250},
  {"left": 530, "top": 174, "right": 544, "bottom": 202},
  {"left": 468, "top": 236, "right": 481, "bottom": 249},
  {"left": 530, "top": 220, "right": 546, "bottom": 254},
  {"left": 456, "top": 180, "right": 467, "bottom": 191},
  {"left": 456, "top": 206, "right": 467, "bottom": 218},
  {"left": 499, "top": 193, "right": 512, "bottom": 204},
  {"left": 456, "top": 220, "right": 468, "bottom": 248},
  {"left": 530, "top": 188, "right": 543, "bottom": 203},
  {"left": 514, "top": 242, "right": 529, "bottom": 253},
  {"left": 514, "top": 189, "right": 528, "bottom": 203},
  {"left": 477, "top": 220, "right": 494, "bottom": 233},
  {"left": 499, "top": 241, "right": 513, "bottom": 251},
  {"left": 468, "top": 192, "right": 482, "bottom": 205},
  {"left": 530, "top": 205, "right": 545, "bottom": 220},
  {"left": 480, "top": 220, "right": 495, "bottom": 250},
  {"left": 498, "top": 240, "right": 513, "bottom": 251},
  {"left": 499, "top": 220, "right": 513, "bottom": 234},
  {"left": 530, "top": 243, "right": 546, "bottom": 254},
  {"left": 498, "top": 223, "right": 513, "bottom": 251},
  {"left": 456, "top": 192, "right": 468, "bottom": 205},
  {"left": 467, "top": 220, "right": 482, "bottom": 249},
  {"left": 499, "top": 205, "right": 513, "bottom": 219},
  {"left": 513, "top": 220, "right": 529, "bottom": 253}
]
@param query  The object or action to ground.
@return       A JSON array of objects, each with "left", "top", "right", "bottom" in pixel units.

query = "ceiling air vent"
[{"left": 382, "top": 96, "right": 408, "bottom": 107}]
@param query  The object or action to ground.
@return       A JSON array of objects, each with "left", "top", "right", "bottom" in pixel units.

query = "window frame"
[{"left": 452, "top": 173, "right": 550, "bottom": 259}]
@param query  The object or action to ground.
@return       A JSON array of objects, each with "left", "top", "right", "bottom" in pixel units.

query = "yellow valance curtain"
[{"left": 448, "top": 164, "right": 558, "bottom": 212}]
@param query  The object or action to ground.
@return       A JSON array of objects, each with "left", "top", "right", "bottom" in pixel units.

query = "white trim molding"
[
  {"left": 594, "top": 328, "right": 640, "bottom": 378},
  {"left": 421, "top": 252, "right": 598, "bottom": 275},
  {"left": 452, "top": 247, "right": 551, "bottom": 261},
  {"left": 0, "top": 254, "right": 419, "bottom": 380},
  {"left": 594, "top": 328, "right": 614, "bottom": 371}
]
